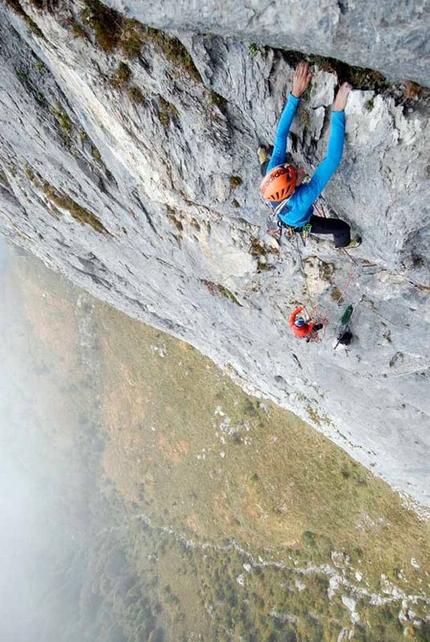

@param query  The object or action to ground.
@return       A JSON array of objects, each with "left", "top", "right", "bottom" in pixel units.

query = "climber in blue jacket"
[{"left": 259, "top": 61, "right": 361, "bottom": 249}]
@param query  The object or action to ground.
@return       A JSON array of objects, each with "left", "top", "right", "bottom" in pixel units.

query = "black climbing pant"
[{"left": 309, "top": 214, "right": 351, "bottom": 248}]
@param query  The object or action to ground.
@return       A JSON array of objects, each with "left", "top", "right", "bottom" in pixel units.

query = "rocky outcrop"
[
  {"left": 105, "top": 0, "right": 430, "bottom": 86},
  {"left": 0, "top": 1, "right": 429, "bottom": 509}
]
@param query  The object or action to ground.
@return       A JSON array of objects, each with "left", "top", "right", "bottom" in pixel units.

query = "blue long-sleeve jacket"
[{"left": 266, "top": 94, "right": 345, "bottom": 228}]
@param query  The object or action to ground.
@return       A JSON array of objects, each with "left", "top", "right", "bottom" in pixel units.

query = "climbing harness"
[
  {"left": 266, "top": 205, "right": 311, "bottom": 245},
  {"left": 305, "top": 318, "right": 328, "bottom": 343},
  {"left": 282, "top": 222, "right": 311, "bottom": 245}
]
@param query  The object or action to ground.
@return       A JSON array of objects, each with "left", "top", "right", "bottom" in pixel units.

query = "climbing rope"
[
  {"left": 263, "top": 199, "right": 388, "bottom": 344},
  {"left": 336, "top": 264, "right": 359, "bottom": 307},
  {"left": 285, "top": 200, "right": 366, "bottom": 344},
  {"left": 292, "top": 234, "right": 329, "bottom": 343},
  {"left": 294, "top": 235, "right": 315, "bottom": 309}
]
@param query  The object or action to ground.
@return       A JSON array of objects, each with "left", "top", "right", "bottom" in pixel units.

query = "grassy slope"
[{"left": 10, "top": 250, "right": 430, "bottom": 641}]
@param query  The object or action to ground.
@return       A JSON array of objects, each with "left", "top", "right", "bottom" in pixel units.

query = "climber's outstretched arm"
[
  {"left": 267, "top": 61, "right": 312, "bottom": 172},
  {"left": 297, "top": 82, "right": 351, "bottom": 207}
]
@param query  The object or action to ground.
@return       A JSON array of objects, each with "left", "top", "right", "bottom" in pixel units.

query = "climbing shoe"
[
  {"left": 343, "top": 236, "right": 362, "bottom": 250},
  {"left": 257, "top": 145, "right": 271, "bottom": 165}
]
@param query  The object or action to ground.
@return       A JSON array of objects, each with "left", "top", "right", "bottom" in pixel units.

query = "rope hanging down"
[
  {"left": 290, "top": 201, "right": 363, "bottom": 342},
  {"left": 293, "top": 234, "right": 328, "bottom": 343}
]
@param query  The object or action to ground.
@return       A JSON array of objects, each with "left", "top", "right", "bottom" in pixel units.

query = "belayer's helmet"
[
  {"left": 294, "top": 317, "right": 306, "bottom": 327},
  {"left": 260, "top": 164, "right": 297, "bottom": 202}
]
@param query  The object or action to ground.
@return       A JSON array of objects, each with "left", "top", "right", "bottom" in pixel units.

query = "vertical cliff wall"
[{"left": 0, "top": 0, "right": 429, "bottom": 509}]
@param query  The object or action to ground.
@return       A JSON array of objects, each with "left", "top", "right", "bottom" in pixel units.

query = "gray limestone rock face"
[
  {"left": 0, "top": 1, "right": 429, "bottom": 510},
  {"left": 104, "top": 0, "right": 430, "bottom": 87}
]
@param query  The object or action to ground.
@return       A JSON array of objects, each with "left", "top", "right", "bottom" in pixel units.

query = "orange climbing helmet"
[{"left": 260, "top": 164, "right": 297, "bottom": 202}]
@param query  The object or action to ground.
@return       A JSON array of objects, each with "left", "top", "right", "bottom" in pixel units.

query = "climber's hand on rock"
[
  {"left": 292, "top": 61, "right": 312, "bottom": 98},
  {"left": 333, "top": 82, "right": 351, "bottom": 111}
]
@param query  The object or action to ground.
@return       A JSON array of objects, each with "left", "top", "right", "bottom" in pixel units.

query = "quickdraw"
[{"left": 266, "top": 209, "right": 312, "bottom": 245}]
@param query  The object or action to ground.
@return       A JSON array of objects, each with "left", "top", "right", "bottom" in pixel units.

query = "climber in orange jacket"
[{"left": 289, "top": 306, "right": 324, "bottom": 340}]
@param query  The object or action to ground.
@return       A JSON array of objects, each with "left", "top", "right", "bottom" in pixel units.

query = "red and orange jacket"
[{"left": 288, "top": 306, "right": 315, "bottom": 338}]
